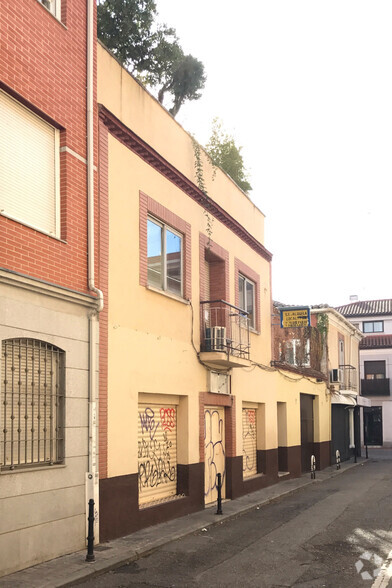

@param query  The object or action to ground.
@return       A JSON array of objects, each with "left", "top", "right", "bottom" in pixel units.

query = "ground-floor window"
[
  {"left": 138, "top": 403, "right": 177, "bottom": 506},
  {"left": 1, "top": 338, "right": 64, "bottom": 470}
]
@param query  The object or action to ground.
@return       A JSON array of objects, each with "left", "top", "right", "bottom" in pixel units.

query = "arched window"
[{"left": 1, "top": 339, "right": 64, "bottom": 470}]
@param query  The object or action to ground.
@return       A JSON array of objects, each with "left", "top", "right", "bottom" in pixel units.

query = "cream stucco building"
[{"left": 97, "top": 42, "right": 332, "bottom": 540}]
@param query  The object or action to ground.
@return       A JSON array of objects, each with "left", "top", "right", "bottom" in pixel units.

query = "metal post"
[
  {"left": 216, "top": 473, "right": 223, "bottom": 515},
  {"left": 86, "top": 498, "right": 95, "bottom": 562},
  {"left": 336, "top": 450, "right": 341, "bottom": 470},
  {"left": 366, "top": 444, "right": 368, "bottom": 459},
  {"left": 311, "top": 455, "right": 316, "bottom": 479}
]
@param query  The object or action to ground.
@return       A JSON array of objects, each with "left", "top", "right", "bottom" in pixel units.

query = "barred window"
[{"left": 1, "top": 339, "right": 64, "bottom": 471}]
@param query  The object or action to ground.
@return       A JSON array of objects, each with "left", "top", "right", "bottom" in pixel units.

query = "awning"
[{"left": 331, "top": 391, "right": 357, "bottom": 406}]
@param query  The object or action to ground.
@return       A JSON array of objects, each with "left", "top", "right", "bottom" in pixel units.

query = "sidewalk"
[{"left": 0, "top": 458, "right": 367, "bottom": 588}]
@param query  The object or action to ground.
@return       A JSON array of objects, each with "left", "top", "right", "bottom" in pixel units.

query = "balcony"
[
  {"left": 199, "top": 300, "right": 251, "bottom": 368},
  {"left": 339, "top": 365, "right": 358, "bottom": 392},
  {"left": 361, "top": 378, "right": 390, "bottom": 396}
]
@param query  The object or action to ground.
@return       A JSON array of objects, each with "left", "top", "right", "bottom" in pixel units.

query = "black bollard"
[
  {"left": 86, "top": 498, "right": 95, "bottom": 562},
  {"left": 216, "top": 473, "right": 223, "bottom": 515}
]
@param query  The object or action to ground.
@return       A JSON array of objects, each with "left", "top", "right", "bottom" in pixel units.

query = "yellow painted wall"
[
  {"left": 99, "top": 44, "right": 332, "bottom": 482},
  {"left": 97, "top": 43, "right": 265, "bottom": 244}
]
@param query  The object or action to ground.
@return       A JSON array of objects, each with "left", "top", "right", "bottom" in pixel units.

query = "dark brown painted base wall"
[
  {"left": 100, "top": 463, "right": 204, "bottom": 542},
  {"left": 313, "top": 441, "right": 331, "bottom": 470},
  {"left": 100, "top": 442, "right": 330, "bottom": 542}
]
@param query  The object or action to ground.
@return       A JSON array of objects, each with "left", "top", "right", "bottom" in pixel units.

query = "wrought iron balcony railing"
[
  {"left": 339, "top": 365, "right": 358, "bottom": 391},
  {"left": 200, "top": 300, "right": 250, "bottom": 360},
  {"left": 361, "top": 378, "right": 390, "bottom": 396}
]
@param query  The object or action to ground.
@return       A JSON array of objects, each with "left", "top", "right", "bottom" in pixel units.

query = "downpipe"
[{"left": 86, "top": 0, "right": 103, "bottom": 550}]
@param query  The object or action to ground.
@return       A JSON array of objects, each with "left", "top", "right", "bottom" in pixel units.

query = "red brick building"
[{"left": 0, "top": 0, "right": 100, "bottom": 576}]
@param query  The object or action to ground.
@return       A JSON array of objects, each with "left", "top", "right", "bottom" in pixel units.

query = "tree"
[
  {"left": 206, "top": 119, "right": 252, "bottom": 193},
  {"left": 97, "top": 0, "right": 206, "bottom": 117},
  {"left": 162, "top": 55, "right": 206, "bottom": 117},
  {"left": 97, "top": 0, "right": 158, "bottom": 74}
]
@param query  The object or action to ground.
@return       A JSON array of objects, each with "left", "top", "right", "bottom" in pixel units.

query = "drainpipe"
[{"left": 86, "top": 0, "right": 103, "bottom": 543}]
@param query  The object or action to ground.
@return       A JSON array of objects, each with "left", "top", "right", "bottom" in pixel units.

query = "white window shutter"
[{"left": 0, "top": 90, "right": 59, "bottom": 237}]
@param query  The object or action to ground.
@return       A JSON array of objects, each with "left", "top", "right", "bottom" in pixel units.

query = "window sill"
[
  {"left": 0, "top": 463, "right": 66, "bottom": 475},
  {"left": 249, "top": 328, "right": 260, "bottom": 335},
  {"left": 146, "top": 285, "right": 190, "bottom": 305}
]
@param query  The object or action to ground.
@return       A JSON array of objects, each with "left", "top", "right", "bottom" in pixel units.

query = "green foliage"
[
  {"left": 167, "top": 56, "right": 206, "bottom": 117},
  {"left": 97, "top": 0, "right": 206, "bottom": 117},
  {"left": 192, "top": 137, "right": 214, "bottom": 245},
  {"left": 97, "top": 0, "right": 158, "bottom": 74},
  {"left": 317, "top": 313, "right": 329, "bottom": 342},
  {"left": 206, "top": 118, "right": 252, "bottom": 193}
]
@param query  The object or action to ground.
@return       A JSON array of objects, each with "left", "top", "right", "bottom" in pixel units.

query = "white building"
[{"left": 335, "top": 299, "right": 392, "bottom": 447}]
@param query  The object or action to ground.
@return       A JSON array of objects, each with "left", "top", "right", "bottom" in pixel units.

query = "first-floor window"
[
  {"left": 147, "top": 216, "right": 183, "bottom": 296},
  {"left": 1, "top": 339, "right": 64, "bottom": 470},
  {"left": 238, "top": 274, "right": 255, "bottom": 329},
  {"left": 38, "top": 0, "right": 61, "bottom": 19},
  {"left": 365, "top": 360, "right": 386, "bottom": 380},
  {"left": 281, "top": 339, "right": 310, "bottom": 367},
  {"left": 0, "top": 90, "right": 60, "bottom": 237}
]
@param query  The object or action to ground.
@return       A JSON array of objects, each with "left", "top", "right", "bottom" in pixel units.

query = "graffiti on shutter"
[
  {"left": 204, "top": 406, "right": 225, "bottom": 505},
  {"left": 242, "top": 408, "right": 257, "bottom": 478},
  {"left": 138, "top": 404, "right": 177, "bottom": 506}
]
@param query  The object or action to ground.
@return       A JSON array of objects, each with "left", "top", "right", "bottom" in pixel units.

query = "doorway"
[
  {"left": 204, "top": 406, "right": 226, "bottom": 504},
  {"left": 300, "top": 394, "right": 314, "bottom": 472},
  {"left": 364, "top": 406, "right": 383, "bottom": 446}
]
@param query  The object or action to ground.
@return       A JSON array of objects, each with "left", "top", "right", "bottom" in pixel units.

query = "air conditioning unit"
[
  {"left": 211, "top": 326, "right": 226, "bottom": 351},
  {"left": 330, "top": 368, "right": 343, "bottom": 384}
]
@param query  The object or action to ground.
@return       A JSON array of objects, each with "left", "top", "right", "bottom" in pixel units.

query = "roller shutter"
[
  {"left": 138, "top": 403, "right": 177, "bottom": 506},
  {"left": 0, "top": 90, "right": 59, "bottom": 236},
  {"left": 204, "top": 406, "right": 225, "bottom": 504},
  {"left": 242, "top": 408, "right": 257, "bottom": 478}
]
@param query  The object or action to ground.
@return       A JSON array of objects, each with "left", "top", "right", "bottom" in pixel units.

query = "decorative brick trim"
[
  {"left": 98, "top": 119, "right": 109, "bottom": 479},
  {"left": 199, "top": 233, "right": 229, "bottom": 303},
  {"left": 199, "top": 392, "right": 236, "bottom": 462},
  {"left": 99, "top": 105, "right": 272, "bottom": 263},
  {"left": 139, "top": 192, "right": 192, "bottom": 300},
  {"left": 234, "top": 258, "right": 261, "bottom": 333}
]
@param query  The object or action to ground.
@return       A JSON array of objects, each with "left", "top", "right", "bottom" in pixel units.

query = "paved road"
[{"left": 78, "top": 459, "right": 392, "bottom": 588}]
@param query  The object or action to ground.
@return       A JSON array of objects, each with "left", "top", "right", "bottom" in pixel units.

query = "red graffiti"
[
  {"left": 247, "top": 410, "right": 256, "bottom": 425},
  {"left": 160, "top": 407, "right": 175, "bottom": 432}
]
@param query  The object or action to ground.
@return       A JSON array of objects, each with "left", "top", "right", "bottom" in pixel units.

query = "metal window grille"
[{"left": 1, "top": 339, "right": 64, "bottom": 470}]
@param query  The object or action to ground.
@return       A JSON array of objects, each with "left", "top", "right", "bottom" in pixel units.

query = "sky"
[{"left": 154, "top": 0, "right": 392, "bottom": 308}]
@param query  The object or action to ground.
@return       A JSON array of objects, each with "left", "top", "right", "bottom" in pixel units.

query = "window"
[
  {"left": 365, "top": 361, "right": 386, "bottom": 380},
  {"left": 1, "top": 339, "right": 64, "bottom": 470},
  {"left": 0, "top": 90, "right": 60, "bottom": 237},
  {"left": 281, "top": 339, "right": 310, "bottom": 367},
  {"left": 38, "top": 0, "right": 61, "bottom": 19},
  {"left": 147, "top": 217, "right": 182, "bottom": 296},
  {"left": 363, "top": 321, "right": 384, "bottom": 333},
  {"left": 238, "top": 274, "right": 255, "bottom": 329}
]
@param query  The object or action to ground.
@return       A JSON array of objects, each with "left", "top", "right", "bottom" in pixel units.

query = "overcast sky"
[{"left": 155, "top": 1, "right": 392, "bottom": 307}]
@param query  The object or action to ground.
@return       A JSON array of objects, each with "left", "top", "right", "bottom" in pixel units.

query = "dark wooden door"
[
  {"left": 300, "top": 394, "right": 314, "bottom": 472},
  {"left": 331, "top": 405, "right": 350, "bottom": 462},
  {"left": 364, "top": 406, "right": 383, "bottom": 446}
]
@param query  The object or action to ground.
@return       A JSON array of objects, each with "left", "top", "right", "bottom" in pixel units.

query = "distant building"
[
  {"left": 272, "top": 303, "right": 364, "bottom": 463},
  {"left": 336, "top": 300, "right": 392, "bottom": 447}
]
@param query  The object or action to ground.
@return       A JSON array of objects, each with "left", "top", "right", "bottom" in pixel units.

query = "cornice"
[
  {"left": 0, "top": 268, "right": 98, "bottom": 309},
  {"left": 98, "top": 105, "right": 272, "bottom": 263}
]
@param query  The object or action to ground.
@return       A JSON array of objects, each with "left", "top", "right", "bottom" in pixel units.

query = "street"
[{"left": 77, "top": 456, "right": 392, "bottom": 588}]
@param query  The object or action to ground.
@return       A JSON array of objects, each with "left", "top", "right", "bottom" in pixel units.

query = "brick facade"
[{"left": 0, "top": 0, "right": 97, "bottom": 295}]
